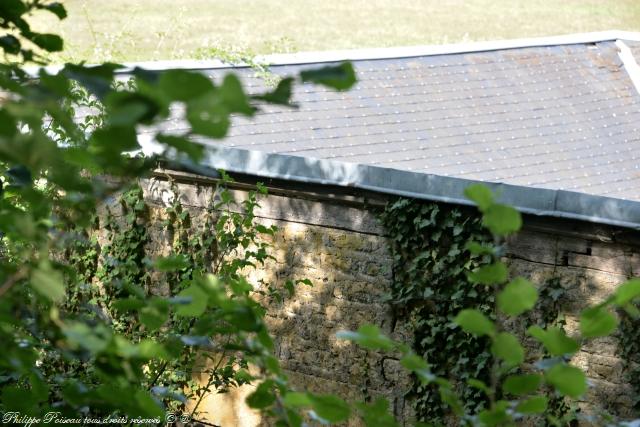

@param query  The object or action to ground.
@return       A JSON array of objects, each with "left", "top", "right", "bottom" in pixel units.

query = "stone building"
[{"left": 131, "top": 31, "right": 640, "bottom": 424}]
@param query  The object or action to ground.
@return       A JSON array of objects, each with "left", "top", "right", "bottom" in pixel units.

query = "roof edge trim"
[
  {"left": 175, "top": 145, "right": 640, "bottom": 230},
  {"left": 617, "top": 40, "right": 640, "bottom": 95},
  {"left": 26, "top": 30, "right": 640, "bottom": 76},
  {"left": 118, "top": 30, "right": 640, "bottom": 71}
]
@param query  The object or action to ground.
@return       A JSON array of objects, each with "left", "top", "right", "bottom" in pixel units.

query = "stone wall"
[{"left": 140, "top": 172, "right": 639, "bottom": 425}]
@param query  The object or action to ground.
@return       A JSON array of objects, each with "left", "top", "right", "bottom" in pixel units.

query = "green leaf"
[
  {"left": 502, "top": 374, "right": 542, "bottom": 396},
  {"left": 0, "top": 35, "right": 20, "bottom": 55},
  {"left": 356, "top": 398, "right": 398, "bottom": 427},
  {"left": 580, "top": 306, "right": 618, "bottom": 338},
  {"left": 467, "top": 262, "right": 507, "bottom": 285},
  {"left": 465, "top": 241, "right": 495, "bottom": 256},
  {"left": 31, "top": 261, "right": 65, "bottom": 303},
  {"left": 254, "top": 77, "right": 294, "bottom": 105},
  {"left": 246, "top": 380, "right": 276, "bottom": 409},
  {"left": 62, "top": 322, "right": 108, "bottom": 353},
  {"left": 220, "top": 74, "right": 254, "bottom": 115},
  {"left": 156, "top": 134, "right": 204, "bottom": 161},
  {"left": 454, "top": 309, "right": 495, "bottom": 336},
  {"left": 336, "top": 324, "right": 396, "bottom": 351},
  {"left": 283, "top": 392, "right": 312, "bottom": 408},
  {"left": 300, "top": 62, "right": 356, "bottom": 91},
  {"left": 478, "top": 401, "right": 510, "bottom": 426},
  {"left": 545, "top": 364, "right": 587, "bottom": 398},
  {"left": 516, "top": 395, "right": 548, "bottom": 414},
  {"left": 308, "top": 393, "right": 351, "bottom": 423},
  {"left": 498, "top": 277, "right": 538, "bottom": 316},
  {"left": 154, "top": 254, "right": 191, "bottom": 272},
  {"left": 158, "top": 69, "right": 214, "bottom": 101},
  {"left": 30, "top": 33, "right": 63, "bottom": 52},
  {"left": 40, "top": 2, "right": 67, "bottom": 19},
  {"left": 527, "top": 326, "right": 579, "bottom": 356},
  {"left": 464, "top": 184, "right": 494, "bottom": 211},
  {"left": 491, "top": 332, "right": 524, "bottom": 366},
  {"left": 614, "top": 279, "right": 640, "bottom": 305},
  {"left": 175, "top": 284, "right": 208, "bottom": 317},
  {"left": 483, "top": 204, "right": 522, "bottom": 236},
  {"left": 139, "top": 305, "right": 168, "bottom": 331}
]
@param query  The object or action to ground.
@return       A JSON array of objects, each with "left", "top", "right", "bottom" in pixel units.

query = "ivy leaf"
[
  {"left": 497, "top": 278, "right": 538, "bottom": 316},
  {"left": 580, "top": 306, "right": 618, "bottom": 338},
  {"left": 454, "top": 309, "right": 495, "bottom": 337},
  {"left": 467, "top": 262, "right": 507, "bottom": 285},
  {"left": 336, "top": 324, "right": 396, "bottom": 351},
  {"left": 482, "top": 204, "right": 522, "bottom": 236},
  {"left": 502, "top": 374, "right": 542, "bottom": 396},
  {"left": 299, "top": 62, "right": 356, "bottom": 91},
  {"left": 516, "top": 395, "right": 548, "bottom": 414},
  {"left": 491, "top": 332, "right": 524, "bottom": 366},
  {"left": 545, "top": 364, "right": 587, "bottom": 398},
  {"left": 527, "top": 326, "right": 579, "bottom": 356},
  {"left": 308, "top": 393, "right": 351, "bottom": 424},
  {"left": 464, "top": 184, "right": 494, "bottom": 211},
  {"left": 31, "top": 262, "right": 65, "bottom": 303},
  {"left": 614, "top": 279, "right": 640, "bottom": 305},
  {"left": 175, "top": 284, "right": 208, "bottom": 317}
]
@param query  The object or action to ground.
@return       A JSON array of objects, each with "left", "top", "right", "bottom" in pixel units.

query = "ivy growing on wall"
[{"left": 380, "top": 198, "right": 493, "bottom": 423}]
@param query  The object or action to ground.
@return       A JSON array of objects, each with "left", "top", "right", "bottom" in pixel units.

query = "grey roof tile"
[{"left": 153, "top": 40, "right": 640, "bottom": 202}]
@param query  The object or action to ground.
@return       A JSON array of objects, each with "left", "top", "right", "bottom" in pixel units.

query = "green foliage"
[
  {"left": 380, "top": 199, "right": 494, "bottom": 422},
  {"left": 0, "top": 1, "right": 358, "bottom": 424}
]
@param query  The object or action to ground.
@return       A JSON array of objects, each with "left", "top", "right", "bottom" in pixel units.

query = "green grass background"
[{"left": 32, "top": 0, "right": 640, "bottom": 63}]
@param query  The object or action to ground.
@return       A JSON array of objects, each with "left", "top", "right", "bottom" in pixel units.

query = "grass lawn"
[{"left": 32, "top": 0, "right": 640, "bottom": 63}]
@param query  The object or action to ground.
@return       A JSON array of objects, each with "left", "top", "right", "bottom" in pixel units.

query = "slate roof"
[{"left": 132, "top": 32, "right": 640, "bottom": 227}]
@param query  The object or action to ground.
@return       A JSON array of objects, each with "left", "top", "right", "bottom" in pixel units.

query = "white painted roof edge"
[
  {"left": 114, "top": 30, "right": 640, "bottom": 71},
  {"left": 617, "top": 40, "right": 640, "bottom": 95},
  {"left": 27, "top": 30, "right": 640, "bottom": 76}
]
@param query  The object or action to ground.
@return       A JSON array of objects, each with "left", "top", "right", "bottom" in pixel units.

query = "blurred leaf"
[
  {"left": 527, "top": 326, "right": 579, "bottom": 356},
  {"left": 516, "top": 396, "right": 548, "bottom": 414},
  {"left": 156, "top": 134, "right": 204, "bottom": 161},
  {"left": 464, "top": 184, "right": 494, "bottom": 211},
  {"left": 614, "top": 279, "right": 640, "bottom": 305},
  {"left": 29, "top": 33, "right": 63, "bottom": 52},
  {"left": 580, "top": 306, "right": 617, "bottom": 338},
  {"left": 220, "top": 74, "right": 254, "bottom": 115},
  {"left": 158, "top": 69, "right": 214, "bottom": 101},
  {"left": 254, "top": 77, "right": 294, "bottom": 105},
  {"left": 336, "top": 324, "right": 396, "bottom": 351},
  {"left": 39, "top": 2, "right": 67, "bottom": 19},
  {"left": 491, "top": 332, "right": 524, "bottom": 366},
  {"left": 154, "top": 254, "right": 190, "bottom": 272},
  {"left": 502, "top": 374, "right": 542, "bottom": 396},
  {"left": 308, "top": 393, "right": 351, "bottom": 424},
  {"left": 31, "top": 261, "right": 65, "bottom": 303},
  {"left": 246, "top": 380, "right": 276, "bottom": 409},
  {"left": 454, "top": 309, "right": 495, "bottom": 337},
  {"left": 175, "top": 284, "right": 208, "bottom": 317},
  {"left": 467, "top": 262, "right": 507, "bottom": 285},
  {"left": 483, "top": 204, "right": 522, "bottom": 236},
  {"left": 283, "top": 392, "right": 311, "bottom": 408},
  {"left": 356, "top": 398, "right": 398, "bottom": 427},
  {"left": 545, "top": 364, "right": 587, "bottom": 398},
  {"left": 497, "top": 277, "right": 538, "bottom": 316},
  {"left": 300, "top": 62, "right": 356, "bottom": 91},
  {"left": 0, "top": 35, "right": 20, "bottom": 55}
]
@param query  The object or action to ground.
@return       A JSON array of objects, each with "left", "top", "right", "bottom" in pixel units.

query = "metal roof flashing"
[{"left": 173, "top": 145, "right": 640, "bottom": 230}]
